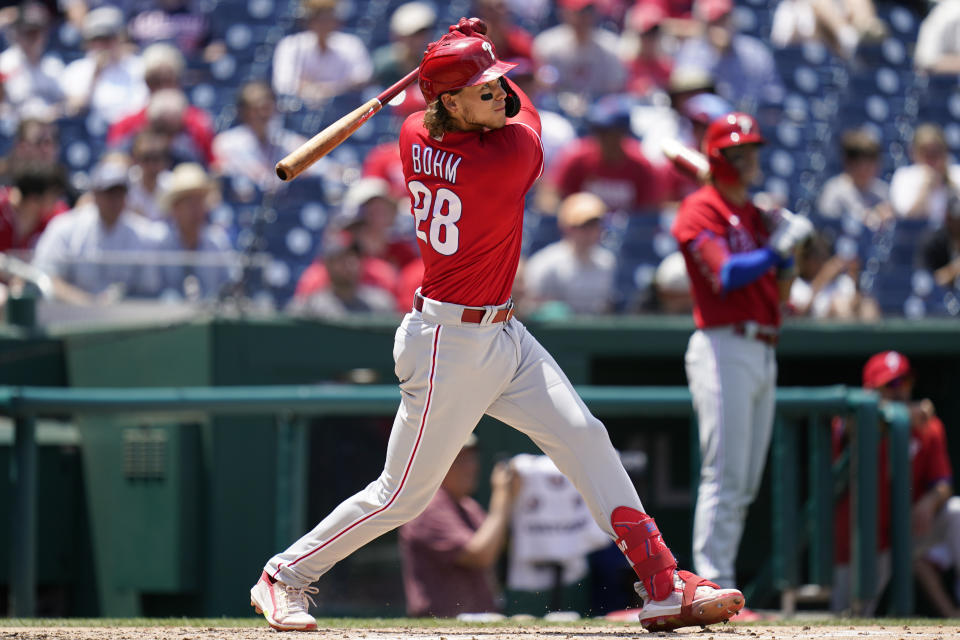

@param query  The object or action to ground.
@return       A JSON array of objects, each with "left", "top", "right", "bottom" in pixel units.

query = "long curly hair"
[{"left": 423, "top": 93, "right": 461, "bottom": 138}]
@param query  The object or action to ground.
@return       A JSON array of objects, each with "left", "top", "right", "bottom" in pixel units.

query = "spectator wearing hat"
[
  {"left": 921, "top": 195, "right": 960, "bottom": 290},
  {"left": 623, "top": 1, "right": 672, "bottom": 97},
  {"left": 546, "top": 95, "right": 667, "bottom": 214},
  {"left": 531, "top": 0, "right": 627, "bottom": 101},
  {"left": 914, "top": 0, "right": 960, "bottom": 74},
  {"left": 287, "top": 228, "right": 397, "bottom": 318},
  {"left": 832, "top": 351, "right": 960, "bottom": 617},
  {"left": 890, "top": 124, "right": 960, "bottom": 227},
  {"left": 293, "top": 177, "right": 408, "bottom": 305},
  {"left": 32, "top": 154, "right": 165, "bottom": 297},
  {"left": 371, "top": 2, "right": 436, "bottom": 117},
  {"left": 675, "top": 0, "right": 784, "bottom": 113},
  {"left": 213, "top": 81, "right": 310, "bottom": 190},
  {"left": 272, "top": 0, "right": 373, "bottom": 106},
  {"left": 59, "top": 5, "right": 149, "bottom": 124},
  {"left": 525, "top": 191, "right": 616, "bottom": 315},
  {"left": 155, "top": 162, "right": 234, "bottom": 299},
  {"left": 398, "top": 433, "right": 521, "bottom": 617},
  {"left": 107, "top": 43, "right": 216, "bottom": 166},
  {"left": 0, "top": 2, "right": 65, "bottom": 113},
  {"left": 818, "top": 127, "right": 892, "bottom": 230},
  {"left": 0, "top": 162, "right": 66, "bottom": 254}
]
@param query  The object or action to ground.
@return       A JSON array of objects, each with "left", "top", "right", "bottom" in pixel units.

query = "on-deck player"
[
  {"left": 251, "top": 18, "right": 745, "bottom": 632},
  {"left": 672, "top": 112, "right": 813, "bottom": 596}
]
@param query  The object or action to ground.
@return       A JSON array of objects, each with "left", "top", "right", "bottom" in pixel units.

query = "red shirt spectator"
[
  {"left": 108, "top": 102, "right": 216, "bottom": 167},
  {"left": 362, "top": 141, "right": 407, "bottom": 200},
  {"left": 294, "top": 255, "right": 398, "bottom": 301}
]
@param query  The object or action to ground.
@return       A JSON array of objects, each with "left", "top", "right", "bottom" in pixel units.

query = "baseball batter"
[
  {"left": 672, "top": 112, "right": 813, "bottom": 593},
  {"left": 250, "top": 18, "right": 744, "bottom": 632}
]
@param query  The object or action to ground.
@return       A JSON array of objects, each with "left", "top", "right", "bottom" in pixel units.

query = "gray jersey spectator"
[
  {"left": 817, "top": 127, "right": 892, "bottom": 230},
  {"left": 915, "top": 0, "right": 960, "bottom": 75},
  {"left": 525, "top": 192, "right": 615, "bottom": 315},
  {"left": 675, "top": 0, "right": 784, "bottom": 112},
  {"left": 0, "top": 2, "right": 65, "bottom": 112},
  {"left": 286, "top": 228, "right": 397, "bottom": 318},
  {"left": 890, "top": 124, "right": 960, "bottom": 227},
  {"left": 59, "top": 6, "right": 148, "bottom": 124},
  {"left": 155, "top": 162, "right": 233, "bottom": 300},
  {"left": 531, "top": 0, "right": 626, "bottom": 103},
  {"left": 212, "top": 81, "right": 309, "bottom": 190},
  {"left": 271, "top": 0, "right": 373, "bottom": 106},
  {"left": 32, "top": 155, "right": 165, "bottom": 297}
]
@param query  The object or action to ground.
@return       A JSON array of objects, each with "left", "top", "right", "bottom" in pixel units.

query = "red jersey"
[
  {"left": 550, "top": 137, "right": 667, "bottom": 213},
  {"left": 672, "top": 184, "right": 780, "bottom": 328},
  {"left": 832, "top": 415, "right": 954, "bottom": 563},
  {"left": 398, "top": 83, "right": 543, "bottom": 307},
  {"left": 107, "top": 105, "right": 216, "bottom": 166},
  {"left": 0, "top": 187, "right": 64, "bottom": 253}
]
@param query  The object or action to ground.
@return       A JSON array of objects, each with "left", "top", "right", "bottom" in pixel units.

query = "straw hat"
[{"left": 159, "top": 163, "right": 219, "bottom": 211}]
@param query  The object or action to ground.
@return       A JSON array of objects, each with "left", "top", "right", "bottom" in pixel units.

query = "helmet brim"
[{"left": 469, "top": 60, "right": 517, "bottom": 89}]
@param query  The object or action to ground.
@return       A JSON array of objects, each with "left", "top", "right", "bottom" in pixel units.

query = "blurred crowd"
[{"left": 0, "top": 0, "right": 959, "bottom": 322}]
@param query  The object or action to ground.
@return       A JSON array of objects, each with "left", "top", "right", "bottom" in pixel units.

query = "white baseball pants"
[
  {"left": 685, "top": 327, "right": 777, "bottom": 590},
  {"left": 266, "top": 296, "right": 643, "bottom": 588}
]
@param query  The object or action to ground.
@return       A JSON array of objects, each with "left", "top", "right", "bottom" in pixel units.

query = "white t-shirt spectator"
[
  {"left": 60, "top": 54, "right": 149, "bottom": 124},
  {"left": 32, "top": 203, "right": 166, "bottom": 296},
  {"left": 0, "top": 45, "right": 64, "bottom": 110},
  {"left": 789, "top": 273, "right": 858, "bottom": 319},
  {"left": 213, "top": 122, "right": 308, "bottom": 190},
  {"left": 271, "top": 31, "right": 373, "bottom": 99},
  {"left": 889, "top": 164, "right": 960, "bottom": 227},
  {"left": 525, "top": 240, "right": 615, "bottom": 314},
  {"left": 915, "top": 0, "right": 960, "bottom": 71},
  {"left": 532, "top": 24, "right": 626, "bottom": 96},
  {"left": 817, "top": 173, "right": 889, "bottom": 222}
]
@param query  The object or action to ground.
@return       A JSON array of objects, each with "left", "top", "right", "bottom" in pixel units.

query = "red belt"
[
  {"left": 414, "top": 293, "right": 515, "bottom": 324},
  {"left": 732, "top": 322, "right": 779, "bottom": 346}
]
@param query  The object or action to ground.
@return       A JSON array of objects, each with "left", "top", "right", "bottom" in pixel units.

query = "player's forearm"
[{"left": 719, "top": 247, "right": 784, "bottom": 293}]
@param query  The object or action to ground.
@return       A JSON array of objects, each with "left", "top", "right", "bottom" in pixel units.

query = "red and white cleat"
[
  {"left": 634, "top": 570, "right": 744, "bottom": 631},
  {"left": 250, "top": 571, "right": 319, "bottom": 632}
]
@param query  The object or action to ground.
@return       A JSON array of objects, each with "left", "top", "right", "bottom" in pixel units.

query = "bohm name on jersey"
[{"left": 410, "top": 144, "right": 463, "bottom": 184}]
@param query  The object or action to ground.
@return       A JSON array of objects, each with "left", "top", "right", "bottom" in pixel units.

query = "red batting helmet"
[
  {"left": 418, "top": 31, "right": 516, "bottom": 104},
  {"left": 702, "top": 111, "right": 765, "bottom": 184},
  {"left": 862, "top": 350, "right": 912, "bottom": 389}
]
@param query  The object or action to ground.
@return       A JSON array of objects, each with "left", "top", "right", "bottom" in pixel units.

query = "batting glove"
[
  {"left": 449, "top": 17, "right": 488, "bottom": 38},
  {"left": 768, "top": 209, "right": 814, "bottom": 259}
]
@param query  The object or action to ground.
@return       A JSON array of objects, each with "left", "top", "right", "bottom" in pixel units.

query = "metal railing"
[{"left": 0, "top": 384, "right": 910, "bottom": 618}]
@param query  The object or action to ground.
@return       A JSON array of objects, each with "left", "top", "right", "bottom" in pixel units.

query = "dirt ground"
[{"left": 1, "top": 625, "right": 957, "bottom": 640}]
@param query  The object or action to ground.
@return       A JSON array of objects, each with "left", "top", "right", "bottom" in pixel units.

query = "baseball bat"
[
  {"left": 275, "top": 68, "right": 420, "bottom": 181},
  {"left": 661, "top": 137, "right": 711, "bottom": 182}
]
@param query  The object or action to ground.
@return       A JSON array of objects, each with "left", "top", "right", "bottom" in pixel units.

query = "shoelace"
[{"left": 283, "top": 584, "right": 319, "bottom": 612}]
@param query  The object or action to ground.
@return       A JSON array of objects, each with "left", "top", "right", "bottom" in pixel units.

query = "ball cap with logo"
[{"left": 862, "top": 350, "right": 912, "bottom": 389}]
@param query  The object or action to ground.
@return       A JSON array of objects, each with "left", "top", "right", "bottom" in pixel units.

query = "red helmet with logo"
[
  {"left": 419, "top": 31, "right": 516, "bottom": 104},
  {"left": 702, "top": 111, "right": 765, "bottom": 184}
]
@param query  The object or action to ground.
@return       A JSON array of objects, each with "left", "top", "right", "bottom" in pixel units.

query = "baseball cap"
[
  {"left": 862, "top": 351, "right": 912, "bottom": 389},
  {"left": 558, "top": 192, "right": 606, "bottom": 228},
  {"left": 390, "top": 1, "right": 436, "bottom": 37},
  {"left": 668, "top": 67, "right": 715, "bottom": 95},
  {"left": 82, "top": 6, "right": 124, "bottom": 40},
  {"left": 15, "top": 2, "right": 50, "bottom": 29},
  {"left": 90, "top": 157, "right": 130, "bottom": 190},
  {"left": 586, "top": 95, "right": 633, "bottom": 130},
  {"left": 338, "top": 177, "right": 395, "bottom": 226},
  {"left": 630, "top": 2, "right": 666, "bottom": 34},
  {"left": 693, "top": 0, "right": 733, "bottom": 22},
  {"left": 682, "top": 92, "right": 733, "bottom": 125}
]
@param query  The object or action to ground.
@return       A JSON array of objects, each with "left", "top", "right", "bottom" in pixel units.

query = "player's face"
[
  {"left": 445, "top": 79, "right": 508, "bottom": 131},
  {"left": 722, "top": 144, "right": 761, "bottom": 186}
]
